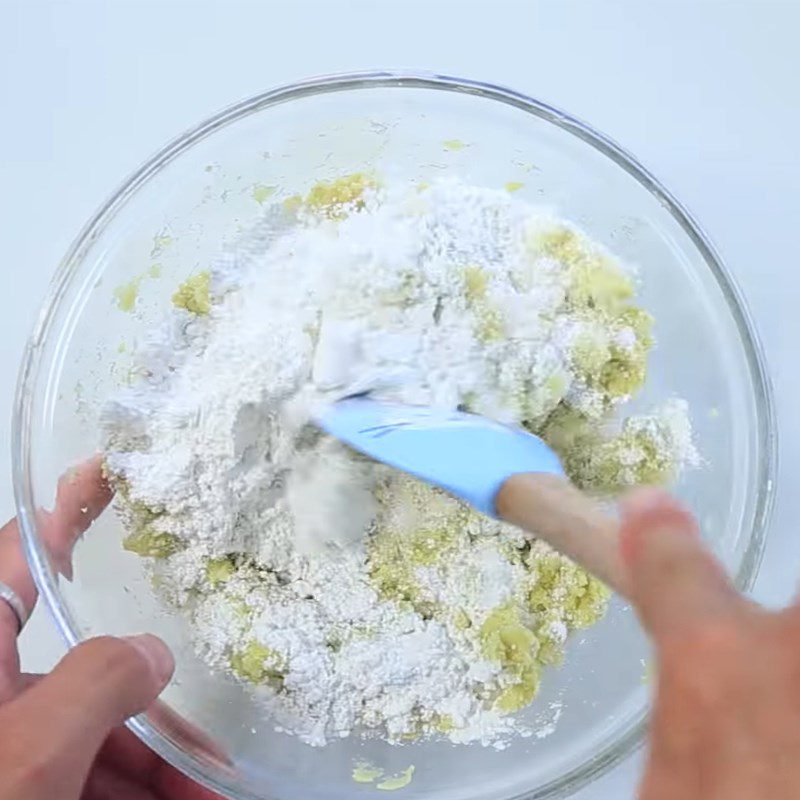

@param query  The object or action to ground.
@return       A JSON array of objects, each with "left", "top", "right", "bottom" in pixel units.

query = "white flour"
[{"left": 103, "top": 176, "right": 697, "bottom": 747}]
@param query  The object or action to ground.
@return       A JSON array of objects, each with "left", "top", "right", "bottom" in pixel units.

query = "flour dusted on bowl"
[{"left": 102, "top": 175, "right": 697, "bottom": 747}]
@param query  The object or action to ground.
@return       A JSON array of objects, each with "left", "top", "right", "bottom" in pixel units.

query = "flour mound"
[{"left": 103, "top": 177, "right": 696, "bottom": 747}]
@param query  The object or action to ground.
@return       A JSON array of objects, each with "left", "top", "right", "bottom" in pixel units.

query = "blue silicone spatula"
[{"left": 315, "top": 397, "right": 628, "bottom": 596}]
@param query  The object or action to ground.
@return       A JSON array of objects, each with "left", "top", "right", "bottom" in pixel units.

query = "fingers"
[
  {"left": 0, "top": 516, "right": 39, "bottom": 628},
  {"left": 619, "top": 488, "right": 742, "bottom": 639},
  {"left": 0, "top": 454, "right": 111, "bottom": 621},
  {"left": 0, "top": 518, "right": 33, "bottom": 700},
  {"left": 40, "top": 454, "right": 113, "bottom": 580},
  {"left": 0, "top": 635, "right": 173, "bottom": 800},
  {"left": 98, "top": 716, "right": 228, "bottom": 799},
  {"left": 98, "top": 727, "right": 162, "bottom": 781},
  {"left": 148, "top": 700, "right": 233, "bottom": 768},
  {"left": 98, "top": 727, "right": 227, "bottom": 799},
  {"left": 30, "top": 635, "right": 174, "bottom": 735},
  {"left": 0, "top": 456, "right": 112, "bottom": 701}
]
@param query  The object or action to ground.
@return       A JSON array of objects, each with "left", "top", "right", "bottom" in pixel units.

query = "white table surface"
[{"left": 2, "top": 0, "right": 799, "bottom": 796}]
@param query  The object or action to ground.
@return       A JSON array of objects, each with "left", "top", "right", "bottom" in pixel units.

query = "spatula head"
[{"left": 314, "top": 397, "right": 563, "bottom": 517}]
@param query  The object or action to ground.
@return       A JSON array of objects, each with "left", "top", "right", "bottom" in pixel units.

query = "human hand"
[
  {"left": 0, "top": 457, "right": 223, "bottom": 800},
  {"left": 621, "top": 489, "right": 800, "bottom": 800}
]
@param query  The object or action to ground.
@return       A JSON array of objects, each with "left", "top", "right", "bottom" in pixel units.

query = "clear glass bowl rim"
[{"left": 12, "top": 69, "right": 778, "bottom": 800}]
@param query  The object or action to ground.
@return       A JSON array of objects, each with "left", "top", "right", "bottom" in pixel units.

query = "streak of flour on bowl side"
[{"left": 102, "top": 175, "right": 698, "bottom": 749}]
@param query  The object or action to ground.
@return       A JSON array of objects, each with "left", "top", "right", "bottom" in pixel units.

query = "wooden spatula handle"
[{"left": 496, "top": 473, "right": 630, "bottom": 598}]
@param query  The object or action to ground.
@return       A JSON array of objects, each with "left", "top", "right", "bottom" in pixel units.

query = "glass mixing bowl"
[{"left": 13, "top": 71, "right": 776, "bottom": 800}]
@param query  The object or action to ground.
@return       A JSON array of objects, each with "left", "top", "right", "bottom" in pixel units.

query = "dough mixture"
[{"left": 103, "top": 175, "right": 697, "bottom": 747}]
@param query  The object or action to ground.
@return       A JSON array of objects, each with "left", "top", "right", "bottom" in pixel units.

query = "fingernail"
[
  {"left": 125, "top": 634, "right": 175, "bottom": 686},
  {"left": 50, "top": 553, "right": 74, "bottom": 582},
  {"left": 57, "top": 552, "right": 74, "bottom": 582}
]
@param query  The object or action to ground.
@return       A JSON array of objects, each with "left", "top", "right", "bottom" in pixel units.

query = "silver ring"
[{"left": 0, "top": 581, "right": 28, "bottom": 634}]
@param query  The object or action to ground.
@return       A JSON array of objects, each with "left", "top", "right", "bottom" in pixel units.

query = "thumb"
[
  {"left": 0, "top": 635, "right": 173, "bottom": 799},
  {"left": 619, "top": 489, "right": 742, "bottom": 639}
]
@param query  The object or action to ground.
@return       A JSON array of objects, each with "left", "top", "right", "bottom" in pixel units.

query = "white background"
[{"left": 1, "top": 0, "right": 798, "bottom": 796}]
